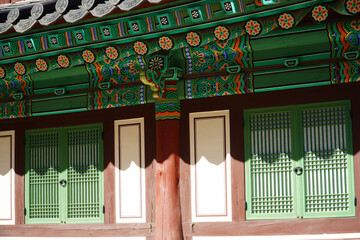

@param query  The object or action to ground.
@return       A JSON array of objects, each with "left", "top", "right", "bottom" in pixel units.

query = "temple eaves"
[
  {"left": 0, "top": 0, "right": 173, "bottom": 34},
  {"left": 0, "top": 0, "right": 358, "bottom": 79}
]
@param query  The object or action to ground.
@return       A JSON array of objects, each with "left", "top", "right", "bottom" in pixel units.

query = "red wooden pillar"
[{"left": 155, "top": 100, "right": 183, "bottom": 240}]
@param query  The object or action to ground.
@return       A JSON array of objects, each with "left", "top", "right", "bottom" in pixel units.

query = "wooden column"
[
  {"left": 156, "top": 119, "right": 183, "bottom": 240},
  {"left": 155, "top": 99, "right": 183, "bottom": 240}
]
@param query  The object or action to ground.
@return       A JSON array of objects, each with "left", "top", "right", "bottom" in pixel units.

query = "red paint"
[{"left": 156, "top": 119, "right": 183, "bottom": 240}]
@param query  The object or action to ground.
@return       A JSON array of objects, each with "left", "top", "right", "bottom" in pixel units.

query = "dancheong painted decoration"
[
  {"left": 0, "top": 0, "right": 359, "bottom": 119},
  {"left": 0, "top": 0, "right": 360, "bottom": 240}
]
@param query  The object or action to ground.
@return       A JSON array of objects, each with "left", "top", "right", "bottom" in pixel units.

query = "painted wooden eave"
[
  {"left": 0, "top": 0, "right": 180, "bottom": 34},
  {"left": 0, "top": 0, "right": 345, "bottom": 66},
  {"left": 0, "top": 0, "right": 359, "bottom": 119}
]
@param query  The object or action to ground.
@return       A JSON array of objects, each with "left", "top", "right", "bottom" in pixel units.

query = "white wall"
[
  {"left": 114, "top": 118, "right": 146, "bottom": 223},
  {"left": 0, "top": 131, "right": 15, "bottom": 225}
]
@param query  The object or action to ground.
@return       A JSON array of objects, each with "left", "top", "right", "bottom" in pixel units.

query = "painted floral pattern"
[
  {"left": 127, "top": 60, "right": 138, "bottom": 74},
  {"left": 245, "top": 20, "right": 261, "bottom": 36},
  {"left": 350, "top": 19, "right": 360, "bottom": 31},
  {"left": 214, "top": 26, "right": 230, "bottom": 41},
  {"left": 278, "top": 13, "right": 294, "bottom": 29},
  {"left": 158, "top": 36, "right": 173, "bottom": 50},
  {"left": 14, "top": 62, "right": 25, "bottom": 75},
  {"left": 148, "top": 56, "right": 165, "bottom": 71},
  {"left": 186, "top": 32, "right": 201, "bottom": 47},
  {"left": 346, "top": 0, "right": 360, "bottom": 14},
  {"left": 57, "top": 55, "right": 70, "bottom": 68},
  {"left": 36, "top": 59, "right": 48, "bottom": 72},
  {"left": 193, "top": 51, "right": 206, "bottom": 66},
  {"left": 133, "top": 41, "right": 148, "bottom": 55},
  {"left": 312, "top": 5, "right": 328, "bottom": 22},
  {"left": 82, "top": 50, "right": 95, "bottom": 63},
  {"left": 106, "top": 46, "right": 119, "bottom": 60},
  {"left": 0, "top": 67, "right": 5, "bottom": 79}
]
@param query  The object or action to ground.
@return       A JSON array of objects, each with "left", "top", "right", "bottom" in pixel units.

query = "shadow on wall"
[{"left": 0, "top": 135, "right": 12, "bottom": 176}]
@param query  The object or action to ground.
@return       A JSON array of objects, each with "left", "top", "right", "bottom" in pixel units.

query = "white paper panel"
[
  {"left": 120, "top": 125, "right": 142, "bottom": 218},
  {"left": 193, "top": 233, "right": 360, "bottom": 240},
  {"left": 115, "top": 119, "right": 145, "bottom": 223},
  {"left": 0, "top": 131, "right": 14, "bottom": 225},
  {"left": 190, "top": 110, "right": 231, "bottom": 222},
  {"left": 195, "top": 117, "right": 226, "bottom": 216}
]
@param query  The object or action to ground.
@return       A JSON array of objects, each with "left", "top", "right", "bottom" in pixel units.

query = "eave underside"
[{"left": 0, "top": 0, "right": 359, "bottom": 119}]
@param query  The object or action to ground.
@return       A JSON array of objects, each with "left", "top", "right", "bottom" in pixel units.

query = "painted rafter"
[
  {"left": 0, "top": 0, "right": 343, "bottom": 63},
  {"left": 0, "top": 0, "right": 358, "bottom": 76},
  {"left": 0, "top": 0, "right": 359, "bottom": 119}
]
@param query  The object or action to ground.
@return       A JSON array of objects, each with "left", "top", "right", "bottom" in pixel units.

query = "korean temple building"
[{"left": 0, "top": 0, "right": 359, "bottom": 239}]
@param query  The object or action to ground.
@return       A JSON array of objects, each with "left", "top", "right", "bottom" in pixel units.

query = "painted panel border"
[
  {"left": 114, "top": 118, "right": 146, "bottom": 223},
  {"left": 0, "top": 130, "right": 15, "bottom": 225},
  {"left": 193, "top": 233, "right": 360, "bottom": 240},
  {"left": 189, "top": 110, "right": 232, "bottom": 222}
]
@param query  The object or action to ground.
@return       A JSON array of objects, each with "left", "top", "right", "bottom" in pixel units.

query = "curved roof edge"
[{"left": 0, "top": 0, "right": 169, "bottom": 34}]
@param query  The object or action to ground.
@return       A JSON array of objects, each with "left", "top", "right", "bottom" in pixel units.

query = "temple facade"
[{"left": 0, "top": 0, "right": 359, "bottom": 239}]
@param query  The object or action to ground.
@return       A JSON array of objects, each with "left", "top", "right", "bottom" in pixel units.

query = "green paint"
[
  {"left": 100, "top": 26, "right": 114, "bottom": 39},
  {"left": 31, "top": 95, "right": 87, "bottom": 113},
  {"left": 74, "top": 30, "right": 86, "bottom": 44},
  {"left": 244, "top": 101, "right": 355, "bottom": 220},
  {"left": 251, "top": 29, "right": 330, "bottom": 60},
  {"left": 254, "top": 81, "right": 329, "bottom": 92},
  {"left": 177, "top": 79, "right": 186, "bottom": 100},
  {"left": 254, "top": 52, "right": 331, "bottom": 67},
  {"left": 1, "top": 43, "right": 13, "bottom": 56},
  {"left": 128, "top": 20, "right": 144, "bottom": 34},
  {"left": 48, "top": 34, "right": 60, "bottom": 47},
  {"left": 0, "top": 0, "right": 333, "bottom": 65},
  {"left": 25, "top": 124, "right": 104, "bottom": 224},
  {"left": 146, "top": 85, "right": 156, "bottom": 103},
  {"left": 31, "top": 66, "right": 89, "bottom": 89},
  {"left": 31, "top": 108, "right": 88, "bottom": 117},
  {"left": 0, "top": 0, "right": 357, "bottom": 120},
  {"left": 24, "top": 39, "right": 36, "bottom": 52},
  {"left": 33, "top": 83, "right": 90, "bottom": 95},
  {"left": 187, "top": 7, "right": 204, "bottom": 22},
  {"left": 254, "top": 66, "right": 330, "bottom": 89},
  {"left": 168, "top": 48, "right": 186, "bottom": 70}
]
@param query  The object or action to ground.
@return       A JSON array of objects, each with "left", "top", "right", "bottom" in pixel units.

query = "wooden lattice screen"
[
  {"left": 244, "top": 101, "right": 355, "bottom": 220},
  {"left": 25, "top": 124, "right": 104, "bottom": 224}
]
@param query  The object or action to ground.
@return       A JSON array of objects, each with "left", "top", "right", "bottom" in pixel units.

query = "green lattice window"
[
  {"left": 244, "top": 101, "right": 355, "bottom": 220},
  {"left": 25, "top": 124, "right": 104, "bottom": 224}
]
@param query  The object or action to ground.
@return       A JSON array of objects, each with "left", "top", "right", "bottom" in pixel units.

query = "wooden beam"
[{"left": 156, "top": 119, "right": 183, "bottom": 240}]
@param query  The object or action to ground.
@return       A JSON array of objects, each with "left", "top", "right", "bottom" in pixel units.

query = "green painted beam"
[
  {"left": 0, "top": 0, "right": 335, "bottom": 65},
  {"left": 254, "top": 52, "right": 331, "bottom": 67},
  {"left": 251, "top": 29, "right": 331, "bottom": 61},
  {"left": 31, "top": 95, "right": 88, "bottom": 113},
  {"left": 33, "top": 83, "right": 90, "bottom": 95},
  {"left": 30, "top": 66, "right": 90, "bottom": 89},
  {"left": 177, "top": 79, "right": 186, "bottom": 100},
  {"left": 254, "top": 66, "right": 330, "bottom": 89}
]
